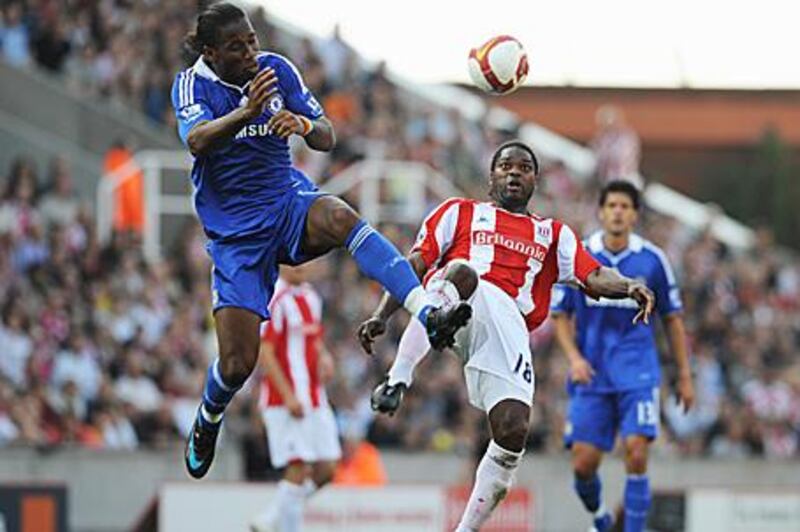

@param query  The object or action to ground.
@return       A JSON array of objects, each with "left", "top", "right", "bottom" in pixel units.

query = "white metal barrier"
[{"left": 96, "top": 150, "right": 194, "bottom": 261}]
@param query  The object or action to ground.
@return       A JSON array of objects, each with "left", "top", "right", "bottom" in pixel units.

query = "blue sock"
[
  {"left": 198, "top": 358, "right": 240, "bottom": 430},
  {"left": 345, "top": 220, "right": 431, "bottom": 323},
  {"left": 624, "top": 475, "right": 651, "bottom": 532},
  {"left": 574, "top": 474, "right": 602, "bottom": 513}
]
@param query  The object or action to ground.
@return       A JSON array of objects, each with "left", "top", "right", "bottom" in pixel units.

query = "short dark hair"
[
  {"left": 491, "top": 141, "right": 539, "bottom": 175},
  {"left": 182, "top": 2, "right": 248, "bottom": 65},
  {"left": 599, "top": 180, "right": 641, "bottom": 209}
]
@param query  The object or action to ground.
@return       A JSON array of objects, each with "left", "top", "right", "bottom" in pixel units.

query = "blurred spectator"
[
  {"left": 0, "top": 2, "right": 31, "bottom": 68},
  {"left": 39, "top": 156, "right": 80, "bottom": 228},
  {"left": 104, "top": 140, "right": 144, "bottom": 235},
  {"left": 50, "top": 332, "right": 102, "bottom": 401},
  {"left": 32, "top": 17, "right": 70, "bottom": 72},
  {"left": 333, "top": 425, "right": 388, "bottom": 486},
  {"left": 114, "top": 350, "right": 163, "bottom": 414},
  {"left": 0, "top": 157, "right": 41, "bottom": 238},
  {"left": 591, "top": 105, "right": 642, "bottom": 186},
  {"left": 0, "top": 299, "right": 32, "bottom": 388}
]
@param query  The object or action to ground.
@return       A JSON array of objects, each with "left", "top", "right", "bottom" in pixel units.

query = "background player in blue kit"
[
  {"left": 551, "top": 181, "right": 695, "bottom": 532},
  {"left": 172, "top": 3, "right": 471, "bottom": 479}
]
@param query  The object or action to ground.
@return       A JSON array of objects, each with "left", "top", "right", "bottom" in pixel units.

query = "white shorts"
[
  {"left": 447, "top": 278, "right": 535, "bottom": 412},
  {"left": 464, "top": 366, "right": 533, "bottom": 413},
  {"left": 262, "top": 405, "right": 342, "bottom": 468}
]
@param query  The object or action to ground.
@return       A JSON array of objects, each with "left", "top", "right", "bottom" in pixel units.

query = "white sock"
[
  {"left": 274, "top": 480, "right": 305, "bottom": 532},
  {"left": 403, "top": 278, "right": 461, "bottom": 322},
  {"left": 200, "top": 404, "right": 223, "bottom": 424},
  {"left": 387, "top": 317, "right": 431, "bottom": 386},
  {"left": 456, "top": 440, "right": 523, "bottom": 532},
  {"left": 402, "top": 285, "right": 432, "bottom": 322}
]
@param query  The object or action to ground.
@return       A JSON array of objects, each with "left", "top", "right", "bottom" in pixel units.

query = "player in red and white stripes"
[
  {"left": 357, "top": 141, "right": 656, "bottom": 532},
  {"left": 250, "top": 265, "right": 340, "bottom": 532}
]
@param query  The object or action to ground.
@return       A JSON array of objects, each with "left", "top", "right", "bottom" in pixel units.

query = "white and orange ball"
[{"left": 467, "top": 35, "right": 529, "bottom": 95}]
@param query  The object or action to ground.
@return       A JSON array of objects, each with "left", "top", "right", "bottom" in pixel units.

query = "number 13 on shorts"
[{"left": 635, "top": 388, "right": 660, "bottom": 427}]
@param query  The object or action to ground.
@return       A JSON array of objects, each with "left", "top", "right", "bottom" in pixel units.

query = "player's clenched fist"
[
  {"left": 243, "top": 67, "right": 278, "bottom": 119},
  {"left": 267, "top": 109, "right": 309, "bottom": 139},
  {"left": 357, "top": 317, "right": 386, "bottom": 355}
]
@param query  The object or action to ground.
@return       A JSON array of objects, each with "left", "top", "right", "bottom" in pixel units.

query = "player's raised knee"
[
  {"left": 443, "top": 260, "right": 478, "bottom": 300},
  {"left": 218, "top": 349, "right": 257, "bottom": 386},
  {"left": 330, "top": 203, "right": 358, "bottom": 227}
]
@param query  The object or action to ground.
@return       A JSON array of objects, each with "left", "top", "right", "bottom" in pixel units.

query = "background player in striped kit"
[
  {"left": 250, "top": 265, "right": 340, "bottom": 532},
  {"left": 551, "top": 181, "right": 694, "bottom": 532},
  {"left": 358, "top": 141, "right": 657, "bottom": 531}
]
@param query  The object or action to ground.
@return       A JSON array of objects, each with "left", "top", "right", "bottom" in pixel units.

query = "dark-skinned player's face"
[
  {"left": 599, "top": 192, "right": 638, "bottom": 236},
  {"left": 489, "top": 147, "right": 537, "bottom": 212},
  {"left": 204, "top": 17, "right": 260, "bottom": 86}
]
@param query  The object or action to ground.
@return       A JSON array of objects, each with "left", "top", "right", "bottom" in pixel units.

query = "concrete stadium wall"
[
  {"left": 0, "top": 61, "right": 179, "bottom": 200},
  {"left": 2, "top": 446, "right": 800, "bottom": 532}
]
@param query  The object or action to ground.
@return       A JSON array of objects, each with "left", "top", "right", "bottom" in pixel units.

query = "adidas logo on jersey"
[{"left": 473, "top": 230, "right": 547, "bottom": 262}]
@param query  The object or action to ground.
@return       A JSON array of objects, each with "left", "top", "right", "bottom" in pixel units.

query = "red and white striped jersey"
[
  {"left": 260, "top": 280, "right": 325, "bottom": 409},
  {"left": 412, "top": 198, "right": 601, "bottom": 331}
]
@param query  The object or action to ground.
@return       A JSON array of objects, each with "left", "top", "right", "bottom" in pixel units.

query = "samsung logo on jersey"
[
  {"left": 584, "top": 296, "right": 640, "bottom": 309},
  {"left": 473, "top": 230, "right": 547, "bottom": 261},
  {"left": 235, "top": 124, "right": 271, "bottom": 140}
]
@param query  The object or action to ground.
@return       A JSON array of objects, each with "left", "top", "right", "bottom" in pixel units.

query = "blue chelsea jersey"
[
  {"left": 171, "top": 52, "right": 325, "bottom": 241},
  {"left": 551, "top": 232, "right": 683, "bottom": 392}
]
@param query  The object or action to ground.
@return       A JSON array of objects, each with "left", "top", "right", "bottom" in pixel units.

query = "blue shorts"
[
  {"left": 208, "top": 185, "right": 326, "bottom": 320},
  {"left": 564, "top": 386, "right": 659, "bottom": 452}
]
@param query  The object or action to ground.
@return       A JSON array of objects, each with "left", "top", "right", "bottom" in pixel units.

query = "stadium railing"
[{"left": 96, "top": 152, "right": 463, "bottom": 261}]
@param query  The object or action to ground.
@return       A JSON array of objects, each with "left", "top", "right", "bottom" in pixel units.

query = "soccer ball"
[{"left": 467, "top": 35, "right": 529, "bottom": 95}]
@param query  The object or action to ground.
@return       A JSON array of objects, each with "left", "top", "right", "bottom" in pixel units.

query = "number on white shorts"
[
  {"left": 513, "top": 353, "right": 532, "bottom": 384},
  {"left": 636, "top": 400, "right": 658, "bottom": 426}
]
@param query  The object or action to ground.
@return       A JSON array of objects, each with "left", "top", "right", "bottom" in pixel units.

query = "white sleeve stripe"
[
  {"left": 556, "top": 225, "right": 578, "bottom": 283},
  {"left": 644, "top": 242, "right": 677, "bottom": 286},
  {"left": 177, "top": 72, "right": 185, "bottom": 107},
  {"left": 188, "top": 71, "right": 195, "bottom": 105},
  {"left": 183, "top": 72, "right": 189, "bottom": 106},
  {"left": 283, "top": 56, "right": 309, "bottom": 94}
]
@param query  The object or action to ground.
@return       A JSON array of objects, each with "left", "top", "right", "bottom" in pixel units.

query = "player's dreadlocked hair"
[
  {"left": 490, "top": 140, "right": 539, "bottom": 175},
  {"left": 182, "top": 2, "right": 247, "bottom": 65}
]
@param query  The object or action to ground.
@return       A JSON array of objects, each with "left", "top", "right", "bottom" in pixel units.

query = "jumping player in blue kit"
[
  {"left": 172, "top": 3, "right": 471, "bottom": 480},
  {"left": 551, "top": 181, "right": 695, "bottom": 532}
]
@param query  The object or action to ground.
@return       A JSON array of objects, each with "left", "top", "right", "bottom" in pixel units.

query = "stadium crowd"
[{"left": 1, "top": 1, "right": 799, "bottom": 467}]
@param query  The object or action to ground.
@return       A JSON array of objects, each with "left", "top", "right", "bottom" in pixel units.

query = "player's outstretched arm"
[
  {"left": 187, "top": 68, "right": 278, "bottom": 156},
  {"left": 584, "top": 266, "right": 655, "bottom": 324},
  {"left": 663, "top": 313, "right": 695, "bottom": 412},
  {"left": 357, "top": 252, "right": 428, "bottom": 354}
]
